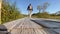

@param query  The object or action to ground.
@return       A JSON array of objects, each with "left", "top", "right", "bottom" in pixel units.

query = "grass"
[{"left": 32, "top": 16, "right": 60, "bottom": 20}]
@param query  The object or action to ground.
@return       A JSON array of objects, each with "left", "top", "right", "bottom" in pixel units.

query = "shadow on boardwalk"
[{"left": 31, "top": 19, "right": 60, "bottom": 34}]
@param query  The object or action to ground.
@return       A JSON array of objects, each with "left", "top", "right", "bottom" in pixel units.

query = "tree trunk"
[
  {"left": 39, "top": 10, "right": 40, "bottom": 13},
  {"left": 0, "top": 0, "right": 2, "bottom": 24}
]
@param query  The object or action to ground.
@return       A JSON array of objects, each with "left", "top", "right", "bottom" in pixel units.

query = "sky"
[{"left": 9, "top": 0, "right": 60, "bottom": 14}]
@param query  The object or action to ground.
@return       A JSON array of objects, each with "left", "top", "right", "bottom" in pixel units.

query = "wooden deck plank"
[
  {"left": 53, "top": 29, "right": 60, "bottom": 34},
  {"left": 31, "top": 19, "right": 60, "bottom": 28}
]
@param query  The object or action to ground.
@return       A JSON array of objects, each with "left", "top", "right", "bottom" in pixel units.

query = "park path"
[{"left": 3, "top": 18, "right": 60, "bottom": 34}]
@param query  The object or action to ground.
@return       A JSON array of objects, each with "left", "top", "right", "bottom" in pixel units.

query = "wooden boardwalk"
[
  {"left": 31, "top": 18, "right": 60, "bottom": 34},
  {"left": 3, "top": 18, "right": 60, "bottom": 34}
]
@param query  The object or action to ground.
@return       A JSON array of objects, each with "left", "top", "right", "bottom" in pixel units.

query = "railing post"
[{"left": 0, "top": 0, "right": 2, "bottom": 24}]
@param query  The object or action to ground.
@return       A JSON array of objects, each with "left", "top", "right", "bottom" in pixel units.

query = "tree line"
[
  {"left": 1, "top": 0, "right": 24, "bottom": 24},
  {"left": 32, "top": 2, "right": 60, "bottom": 19}
]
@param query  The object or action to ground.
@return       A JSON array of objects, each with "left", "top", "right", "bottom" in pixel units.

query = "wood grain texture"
[{"left": 3, "top": 18, "right": 60, "bottom": 34}]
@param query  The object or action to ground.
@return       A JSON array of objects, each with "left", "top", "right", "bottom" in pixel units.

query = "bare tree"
[
  {"left": 37, "top": 5, "right": 42, "bottom": 13},
  {"left": 42, "top": 2, "right": 49, "bottom": 12}
]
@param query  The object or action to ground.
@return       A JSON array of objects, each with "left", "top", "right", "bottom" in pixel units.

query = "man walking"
[{"left": 27, "top": 4, "right": 33, "bottom": 18}]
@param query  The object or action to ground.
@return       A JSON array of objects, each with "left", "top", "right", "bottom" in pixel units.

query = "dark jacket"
[{"left": 27, "top": 4, "right": 33, "bottom": 11}]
